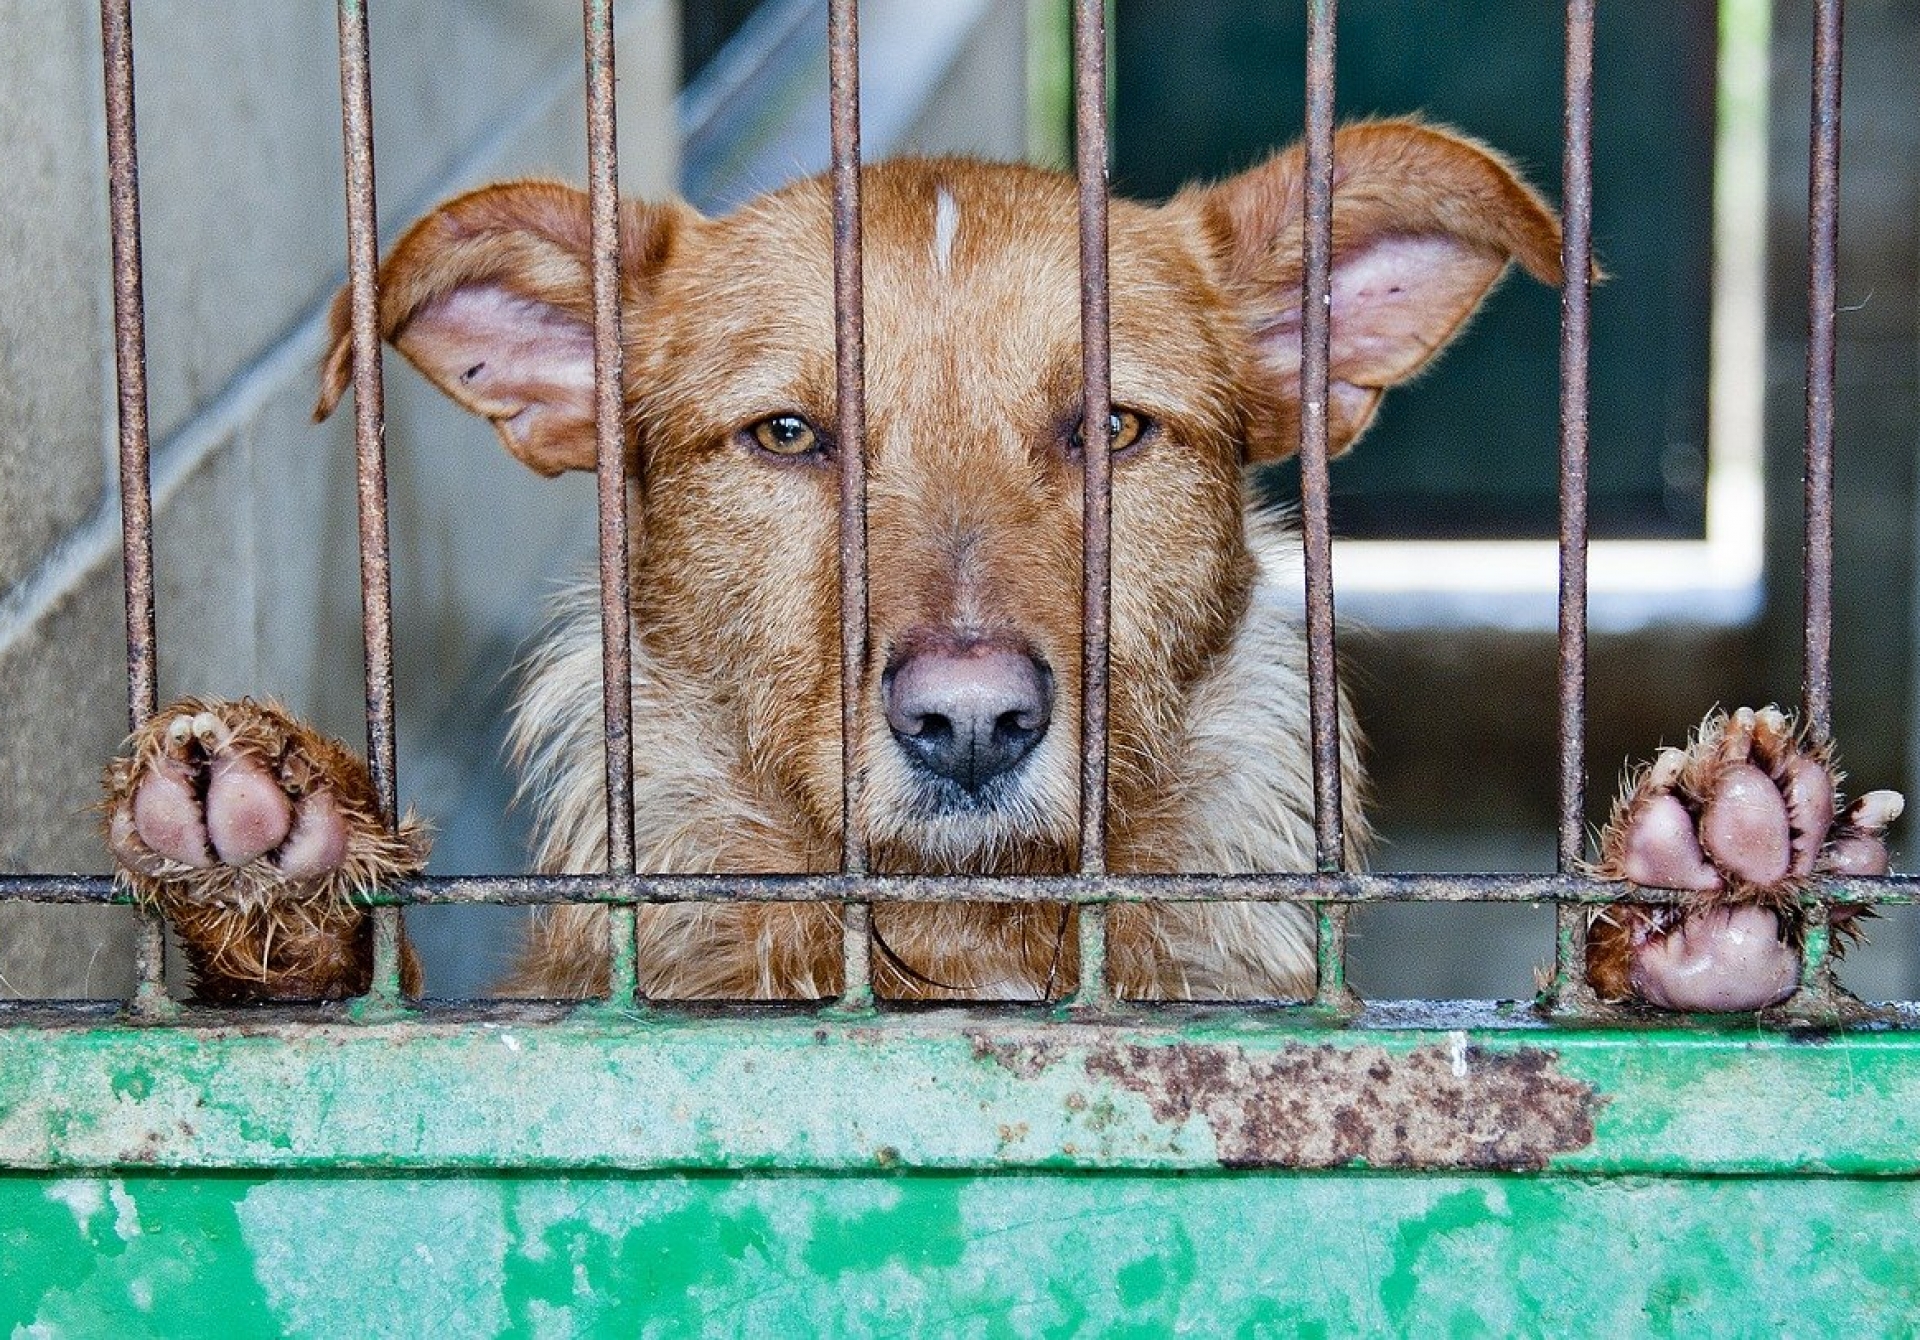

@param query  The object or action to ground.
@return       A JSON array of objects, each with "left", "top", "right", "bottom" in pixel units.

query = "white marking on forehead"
[{"left": 932, "top": 185, "right": 960, "bottom": 275}]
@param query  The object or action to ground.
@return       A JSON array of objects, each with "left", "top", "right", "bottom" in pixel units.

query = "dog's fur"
[{"left": 307, "top": 122, "right": 1563, "bottom": 1001}]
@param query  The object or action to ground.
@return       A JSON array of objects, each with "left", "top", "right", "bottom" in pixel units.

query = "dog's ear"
[
  {"left": 1186, "top": 119, "right": 1567, "bottom": 461},
  {"left": 314, "top": 180, "right": 691, "bottom": 477}
]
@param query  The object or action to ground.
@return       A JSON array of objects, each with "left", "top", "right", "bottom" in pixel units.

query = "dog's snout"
[{"left": 885, "top": 637, "right": 1052, "bottom": 792}]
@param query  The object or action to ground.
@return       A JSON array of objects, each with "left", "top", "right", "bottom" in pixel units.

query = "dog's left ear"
[{"left": 1184, "top": 119, "right": 1567, "bottom": 460}]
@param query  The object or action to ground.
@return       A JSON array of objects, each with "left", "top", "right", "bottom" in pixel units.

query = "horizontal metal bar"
[{"left": 13, "top": 873, "right": 1920, "bottom": 907}]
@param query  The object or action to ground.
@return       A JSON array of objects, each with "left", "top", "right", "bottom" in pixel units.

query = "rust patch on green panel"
[{"left": 1079, "top": 1039, "right": 1601, "bottom": 1168}]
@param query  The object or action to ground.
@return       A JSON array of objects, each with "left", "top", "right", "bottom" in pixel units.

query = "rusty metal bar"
[
  {"left": 99, "top": 0, "right": 171, "bottom": 1015},
  {"left": 1777, "top": 0, "right": 1849, "bottom": 1023},
  {"left": 1801, "top": 0, "right": 1841, "bottom": 751},
  {"left": 1068, "top": 0, "right": 1113, "bottom": 1010},
  {"left": 341, "top": 868, "right": 1703, "bottom": 906},
  {"left": 1550, "top": 0, "right": 1600, "bottom": 1015},
  {"left": 334, "top": 0, "right": 404, "bottom": 1004},
  {"left": 10, "top": 870, "right": 1920, "bottom": 908},
  {"left": 1312, "top": 902, "right": 1355, "bottom": 1013},
  {"left": 582, "top": 0, "right": 639, "bottom": 1007},
  {"left": 1297, "top": 0, "right": 1342, "bottom": 875},
  {"left": 1556, "top": 0, "right": 1594, "bottom": 879},
  {"left": 101, "top": 0, "right": 155, "bottom": 732},
  {"left": 828, "top": 0, "right": 873, "bottom": 1008},
  {"left": 1298, "top": 0, "right": 1353, "bottom": 1015}
]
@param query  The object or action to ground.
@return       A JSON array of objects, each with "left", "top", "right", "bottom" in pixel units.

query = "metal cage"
[{"left": 2, "top": 1, "right": 1918, "bottom": 1332}]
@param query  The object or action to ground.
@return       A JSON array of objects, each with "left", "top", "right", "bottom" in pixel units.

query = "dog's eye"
[
  {"left": 748, "top": 414, "right": 821, "bottom": 458},
  {"left": 1073, "top": 409, "right": 1149, "bottom": 456}
]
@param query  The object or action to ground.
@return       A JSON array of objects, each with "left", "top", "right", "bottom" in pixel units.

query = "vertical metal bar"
[
  {"left": 1802, "top": 0, "right": 1841, "bottom": 752},
  {"left": 101, "top": 1, "right": 154, "bottom": 731},
  {"left": 1550, "top": 0, "right": 1601, "bottom": 1015},
  {"left": 1297, "top": 0, "right": 1341, "bottom": 871},
  {"left": 1781, "top": 0, "right": 1847, "bottom": 1022},
  {"left": 1298, "top": 0, "right": 1353, "bottom": 1013},
  {"left": 584, "top": 0, "right": 639, "bottom": 1008},
  {"left": 1068, "top": 0, "right": 1113, "bottom": 1009},
  {"left": 335, "top": 0, "right": 404, "bottom": 1004},
  {"left": 829, "top": 0, "right": 873, "bottom": 1009},
  {"left": 100, "top": 0, "right": 171, "bottom": 1015},
  {"left": 1556, "top": 0, "right": 1594, "bottom": 879}
]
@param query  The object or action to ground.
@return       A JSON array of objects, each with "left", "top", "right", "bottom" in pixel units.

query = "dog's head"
[{"left": 318, "top": 121, "right": 1561, "bottom": 872}]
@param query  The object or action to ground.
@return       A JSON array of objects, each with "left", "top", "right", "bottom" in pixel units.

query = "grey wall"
[{"left": 0, "top": 1, "right": 680, "bottom": 997}]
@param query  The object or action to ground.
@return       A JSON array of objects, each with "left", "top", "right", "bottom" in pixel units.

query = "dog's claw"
[
  {"left": 1589, "top": 706, "right": 1901, "bottom": 1011},
  {"left": 190, "top": 710, "right": 226, "bottom": 750}
]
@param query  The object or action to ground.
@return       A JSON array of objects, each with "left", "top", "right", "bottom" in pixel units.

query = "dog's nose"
[{"left": 885, "top": 637, "right": 1052, "bottom": 791}]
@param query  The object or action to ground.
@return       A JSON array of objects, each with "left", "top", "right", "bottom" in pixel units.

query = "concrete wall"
[{"left": 0, "top": 1, "right": 680, "bottom": 997}]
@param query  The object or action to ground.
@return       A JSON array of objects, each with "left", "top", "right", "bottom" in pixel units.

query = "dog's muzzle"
[{"left": 883, "top": 633, "right": 1052, "bottom": 799}]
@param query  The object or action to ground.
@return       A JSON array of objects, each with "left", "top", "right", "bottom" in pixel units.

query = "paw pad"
[
  {"left": 102, "top": 697, "right": 428, "bottom": 1000},
  {"left": 103, "top": 697, "right": 419, "bottom": 895},
  {"left": 1589, "top": 706, "right": 1902, "bottom": 1011}
]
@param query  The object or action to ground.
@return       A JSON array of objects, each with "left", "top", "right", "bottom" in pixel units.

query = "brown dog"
[{"left": 102, "top": 120, "right": 1894, "bottom": 1008}]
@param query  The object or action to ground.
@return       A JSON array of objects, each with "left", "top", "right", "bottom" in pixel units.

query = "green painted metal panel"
[
  {"left": 3, "top": 1172, "right": 1917, "bottom": 1337},
  {"left": 7, "top": 1004, "right": 1920, "bottom": 1332},
  {"left": 4, "top": 1004, "right": 1920, "bottom": 1175}
]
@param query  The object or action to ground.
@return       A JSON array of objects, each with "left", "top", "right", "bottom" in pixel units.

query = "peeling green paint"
[
  {"left": 3, "top": 1174, "right": 1918, "bottom": 1336},
  {"left": 3, "top": 1175, "right": 279, "bottom": 1339},
  {"left": 4, "top": 1005, "right": 1920, "bottom": 1333}
]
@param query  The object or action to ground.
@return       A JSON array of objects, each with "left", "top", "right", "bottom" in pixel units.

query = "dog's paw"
[
  {"left": 103, "top": 697, "right": 426, "bottom": 999},
  {"left": 1587, "top": 706, "right": 1901, "bottom": 1012}
]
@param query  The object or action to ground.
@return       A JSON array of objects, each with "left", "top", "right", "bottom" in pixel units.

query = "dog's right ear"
[{"left": 314, "top": 180, "right": 691, "bottom": 477}]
